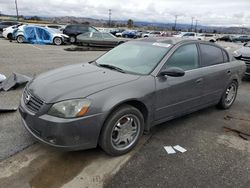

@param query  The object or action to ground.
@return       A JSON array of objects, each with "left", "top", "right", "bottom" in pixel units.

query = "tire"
[
  {"left": 53, "top": 37, "right": 63, "bottom": 45},
  {"left": 209, "top": 40, "right": 215, "bottom": 43},
  {"left": 16, "top": 35, "right": 25, "bottom": 43},
  {"left": 217, "top": 81, "right": 238, "bottom": 109},
  {"left": 69, "top": 35, "right": 76, "bottom": 43},
  {"left": 7, "top": 33, "right": 12, "bottom": 40},
  {"left": 99, "top": 105, "right": 144, "bottom": 156}
]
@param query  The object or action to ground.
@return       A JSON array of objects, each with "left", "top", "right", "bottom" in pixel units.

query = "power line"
[
  {"left": 190, "top": 17, "right": 194, "bottom": 31},
  {"left": 174, "top": 15, "right": 178, "bottom": 31},
  {"left": 15, "top": 0, "right": 19, "bottom": 21},
  {"left": 108, "top": 9, "right": 112, "bottom": 27},
  {"left": 195, "top": 20, "right": 198, "bottom": 32}
]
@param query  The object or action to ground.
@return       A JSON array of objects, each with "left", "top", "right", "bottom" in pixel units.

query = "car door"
[
  {"left": 198, "top": 43, "right": 231, "bottom": 105},
  {"left": 154, "top": 43, "right": 204, "bottom": 121},
  {"left": 24, "top": 27, "right": 36, "bottom": 43},
  {"left": 91, "top": 32, "right": 103, "bottom": 46},
  {"left": 35, "top": 28, "right": 51, "bottom": 44},
  {"left": 101, "top": 33, "right": 117, "bottom": 46}
]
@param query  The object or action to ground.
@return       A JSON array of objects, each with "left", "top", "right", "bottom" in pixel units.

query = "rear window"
[{"left": 200, "top": 44, "right": 224, "bottom": 67}]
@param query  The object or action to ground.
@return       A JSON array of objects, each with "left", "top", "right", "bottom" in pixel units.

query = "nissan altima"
[{"left": 19, "top": 38, "right": 246, "bottom": 156}]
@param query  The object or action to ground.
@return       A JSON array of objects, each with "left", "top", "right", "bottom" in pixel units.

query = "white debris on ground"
[
  {"left": 0, "top": 74, "right": 6, "bottom": 82},
  {"left": 164, "top": 146, "right": 176, "bottom": 154},
  {"left": 164, "top": 145, "right": 187, "bottom": 154}
]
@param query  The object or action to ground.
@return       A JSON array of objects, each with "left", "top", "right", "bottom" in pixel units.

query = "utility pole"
[
  {"left": 190, "top": 17, "right": 194, "bottom": 31},
  {"left": 195, "top": 20, "right": 198, "bottom": 32},
  {"left": 174, "top": 15, "right": 178, "bottom": 31},
  {"left": 15, "top": 0, "right": 19, "bottom": 21},
  {"left": 108, "top": 9, "right": 112, "bottom": 27}
]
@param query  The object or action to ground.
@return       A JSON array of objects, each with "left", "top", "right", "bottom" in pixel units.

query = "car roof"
[
  {"left": 134, "top": 37, "right": 226, "bottom": 51},
  {"left": 136, "top": 37, "right": 196, "bottom": 45}
]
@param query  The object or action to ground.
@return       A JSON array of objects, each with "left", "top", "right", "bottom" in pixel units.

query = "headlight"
[
  {"left": 233, "top": 50, "right": 241, "bottom": 57},
  {"left": 48, "top": 99, "right": 91, "bottom": 118}
]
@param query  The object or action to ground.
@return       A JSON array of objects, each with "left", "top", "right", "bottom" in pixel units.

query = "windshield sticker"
[{"left": 152, "top": 43, "right": 171, "bottom": 48}]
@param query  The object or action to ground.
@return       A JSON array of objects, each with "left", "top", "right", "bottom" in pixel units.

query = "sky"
[{"left": 0, "top": 0, "right": 250, "bottom": 27}]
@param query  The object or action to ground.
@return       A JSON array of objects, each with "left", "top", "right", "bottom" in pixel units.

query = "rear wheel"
[
  {"left": 218, "top": 81, "right": 238, "bottom": 109},
  {"left": 7, "top": 33, "right": 13, "bottom": 40},
  {"left": 69, "top": 35, "right": 76, "bottom": 43},
  {"left": 16, "top": 35, "right": 25, "bottom": 43},
  {"left": 53, "top": 37, "right": 63, "bottom": 45},
  {"left": 99, "top": 105, "right": 144, "bottom": 156}
]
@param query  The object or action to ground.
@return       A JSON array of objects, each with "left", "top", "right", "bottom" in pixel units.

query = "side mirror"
[{"left": 160, "top": 67, "right": 185, "bottom": 77}]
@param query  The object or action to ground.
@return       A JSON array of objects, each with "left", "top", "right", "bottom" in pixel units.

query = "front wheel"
[
  {"left": 16, "top": 35, "right": 25, "bottom": 43},
  {"left": 217, "top": 81, "right": 238, "bottom": 109},
  {"left": 53, "top": 37, "right": 63, "bottom": 45},
  {"left": 99, "top": 105, "right": 144, "bottom": 156},
  {"left": 69, "top": 35, "right": 76, "bottom": 43}
]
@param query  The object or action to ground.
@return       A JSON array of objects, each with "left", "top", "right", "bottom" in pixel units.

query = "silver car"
[
  {"left": 234, "top": 42, "right": 250, "bottom": 77},
  {"left": 19, "top": 38, "right": 246, "bottom": 156}
]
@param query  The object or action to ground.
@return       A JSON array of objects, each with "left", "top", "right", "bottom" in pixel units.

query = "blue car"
[
  {"left": 121, "top": 30, "right": 138, "bottom": 38},
  {"left": 14, "top": 25, "right": 69, "bottom": 45}
]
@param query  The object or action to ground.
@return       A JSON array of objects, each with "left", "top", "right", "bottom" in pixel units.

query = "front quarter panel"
[{"left": 86, "top": 76, "right": 156, "bottom": 130}]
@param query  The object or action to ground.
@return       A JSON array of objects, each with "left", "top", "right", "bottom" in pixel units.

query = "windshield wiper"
[{"left": 98, "top": 64, "right": 126, "bottom": 73}]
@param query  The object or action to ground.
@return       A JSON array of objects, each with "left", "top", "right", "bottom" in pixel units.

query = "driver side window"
[{"left": 164, "top": 44, "right": 199, "bottom": 71}]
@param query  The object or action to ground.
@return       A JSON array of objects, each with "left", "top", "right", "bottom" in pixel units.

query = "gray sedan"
[
  {"left": 19, "top": 38, "right": 246, "bottom": 156},
  {"left": 76, "top": 32, "right": 127, "bottom": 47}
]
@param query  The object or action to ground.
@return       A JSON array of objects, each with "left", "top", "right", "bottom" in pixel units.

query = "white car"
[
  {"left": 2, "top": 24, "right": 25, "bottom": 39},
  {"left": 197, "top": 34, "right": 217, "bottom": 42},
  {"left": 15, "top": 25, "right": 69, "bottom": 45},
  {"left": 173, "top": 32, "right": 198, "bottom": 39},
  {"left": 142, "top": 31, "right": 162, "bottom": 38}
]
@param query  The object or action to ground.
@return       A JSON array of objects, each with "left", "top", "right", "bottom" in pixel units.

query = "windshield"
[{"left": 96, "top": 42, "right": 170, "bottom": 75}]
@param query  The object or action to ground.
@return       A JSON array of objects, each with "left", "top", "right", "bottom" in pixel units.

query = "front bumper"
[{"left": 19, "top": 93, "right": 105, "bottom": 151}]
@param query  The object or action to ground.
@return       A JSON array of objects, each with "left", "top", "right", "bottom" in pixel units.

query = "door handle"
[
  {"left": 196, "top": 78, "right": 203, "bottom": 84},
  {"left": 227, "top": 70, "right": 231, "bottom": 75}
]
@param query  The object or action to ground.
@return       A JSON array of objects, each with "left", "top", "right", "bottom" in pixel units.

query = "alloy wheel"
[{"left": 111, "top": 114, "right": 140, "bottom": 151}]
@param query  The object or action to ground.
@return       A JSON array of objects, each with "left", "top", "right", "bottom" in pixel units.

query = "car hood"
[
  {"left": 28, "top": 63, "right": 140, "bottom": 103},
  {"left": 237, "top": 47, "right": 250, "bottom": 57}
]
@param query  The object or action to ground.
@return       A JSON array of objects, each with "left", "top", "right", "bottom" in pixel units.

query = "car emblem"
[{"left": 25, "top": 94, "right": 31, "bottom": 104}]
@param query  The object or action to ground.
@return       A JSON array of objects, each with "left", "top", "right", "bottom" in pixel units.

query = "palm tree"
[{"left": 127, "top": 19, "right": 134, "bottom": 28}]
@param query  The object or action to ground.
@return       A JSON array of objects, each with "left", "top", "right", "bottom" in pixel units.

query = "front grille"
[
  {"left": 241, "top": 57, "right": 250, "bottom": 61},
  {"left": 23, "top": 90, "right": 44, "bottom": 113}
]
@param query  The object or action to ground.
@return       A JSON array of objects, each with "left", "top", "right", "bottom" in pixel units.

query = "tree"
[{"left": 127, "top": 19, "right": 134, "bottom": 28}]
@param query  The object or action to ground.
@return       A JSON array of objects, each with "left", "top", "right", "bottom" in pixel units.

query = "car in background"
[
  {"left": 197, "top": 33, "right": 217, "bottom": 42},
  {"left": 19, "top": 38, "right": 245, "bottom": 156},
  {"left": 121, "top": 30, "right": 137, "bottom": 38},
  {"left": 46, "top": 25, "right": 64, "bottom": 30},
  {"left": 173, "top": 32, "right": 198, "bottom": 39},
  {"left": 233, "top": 42, "right": 250, "bottom": 77},
  {"left": 14, "top": 25, "right": 69, "bottom": 45},
  {"left": 0, "top": 21, "right": 19, "bottom": 33},
  {"left": 110, "top": 29, "right": 125, "bottom": 37},
  {"left": 143, "top": 31, "right": 162, "bottom": 38},
  {"left": 232, "top": 35, "right": 250, "bottom": 43},
  {"left": 45, "top": 25, "right": 65, "bottom": 33},
  {"left": 77, "top": 32, "right": 128, "bottom": 47},
  {"left": 63, "top": 24, "right": 98, "bottom": 43},
  {"left": 2, "top": 24, "right": 25, "bottom": 39},
  {"left": 217, "top": 35, "right": 234, "bottom": 42}
]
